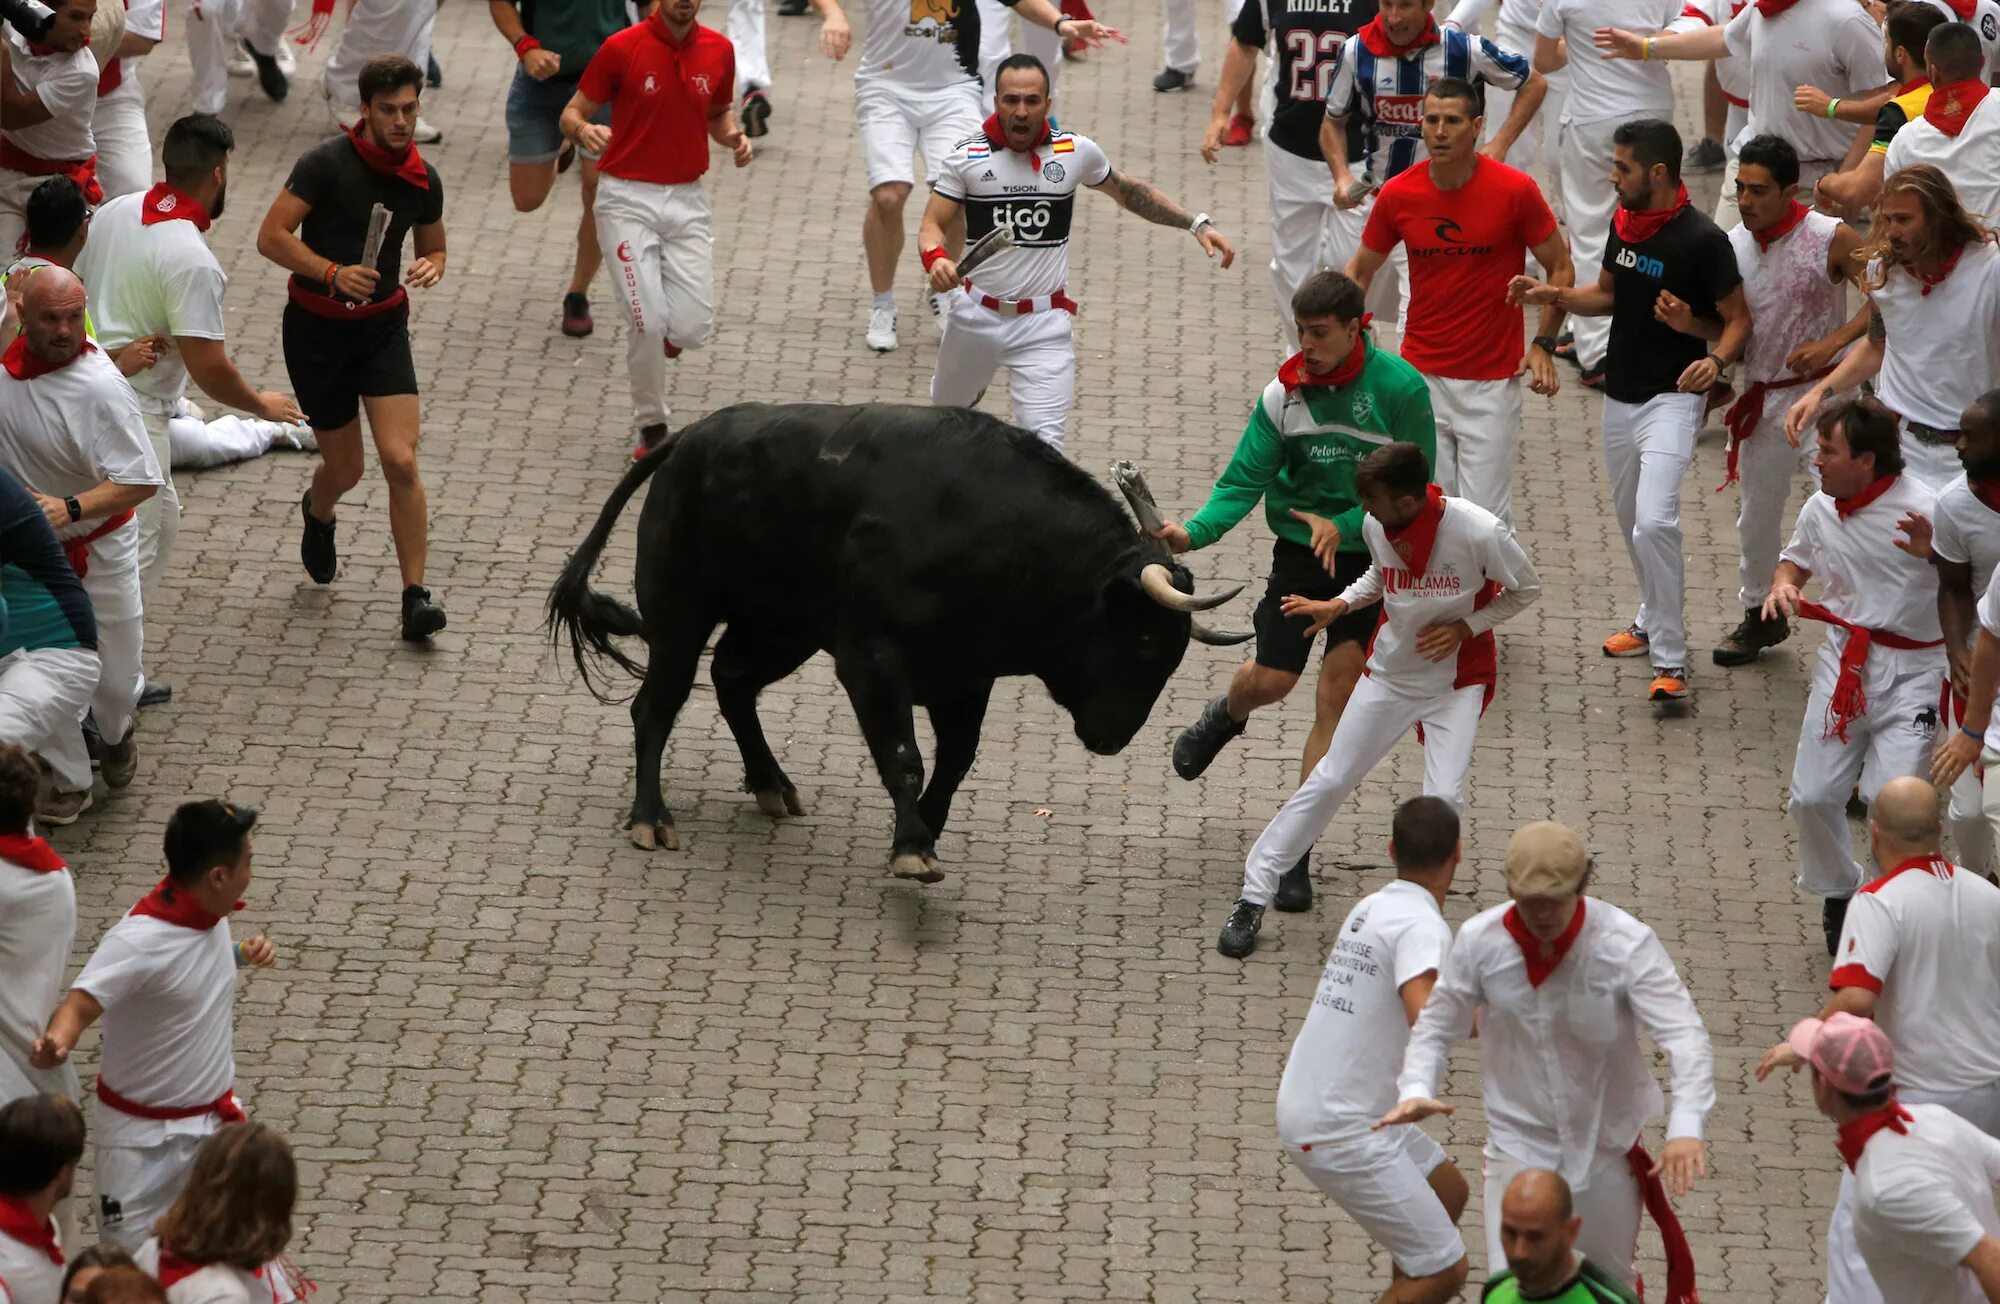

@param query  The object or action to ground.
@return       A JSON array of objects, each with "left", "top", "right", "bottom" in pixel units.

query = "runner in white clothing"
[
  {"left": 0, "top": 747, "right": 78, "bottom": 1108},
  {"left": 133, "top": 1123, "right": 300, "bottom": 1304},
  {"left": 1274, "top": 796, "right": 1469, "bottom": 1304},
  {"left": 0, "top": 4, "right": 99, "bottom": 258},
  {"left": 321, "top": 0, "right": 442, "bottom": 143},
  {"left": 1765, "top": 397, "right": 1948, "bottom": 954},
  {"left": 185, "top": 0, "right": 295, "bottom": 115},
  {"left": 1381, "top": 821, "right": 1715, "bottom": 1288},
  {"left": 0, "top": 1094, "right": 84, "bottom": 1304},
  {"left": 1756, "top": 778, "right": 2000, "bottom": 1304},
  {"left": 29, "top": 801, "right": 277, "bottom": 1253},
  {"left": 922, "top": 54, "right": 1233, "bottom": 452},
  {"left": 1883, "top": 24, "right": 2000, "bottom": 226},
  {"left": 1215, "top": 442, "right": 1541, "bottom": 958},
  {"left": 92, "top": 0, "right": 162, "bottom": 199}
]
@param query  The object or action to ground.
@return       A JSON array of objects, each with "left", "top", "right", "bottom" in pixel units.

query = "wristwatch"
[
  {"left": 63, "top": 496, "right": 80, "bottom": 523},
  {"left": 1531, "top": 334, "right": 1559, "bottom": 354}
]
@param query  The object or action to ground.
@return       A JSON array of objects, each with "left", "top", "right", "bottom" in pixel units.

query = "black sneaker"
[
  {"left": 1687, "top": 136, "right": 1726, "bottom": 174},
  {"left": 426, "top": 52, "right": 443, "bottom": 88},
  {"left": 741, "top": 89, "right": 772, "bottom": 138},
  {"left": 1551, "top": 331, "right": 1577, "bottom": 363},
  {"left": 778, "top": 0, "right": 808, "bottom": 14},
  {"left": 556, "top": 140, "right": 578, "bottom": 175},
  {"left": 632, "top": 422, "right": 669, "bottom": 462},
  {"left": 1217, "top": 899, "right": 1265, "bottom": 958},
  {"left": 1712, "top": 608, "right": 1790, "bottom": 666},
  {"left": 1153, "top": 67, "right": 1194, "bottom": 92},
  {"left": 299, "top": 491, "right": 336, "bottom": 584},
  {"left": 1172, "top": 694, "right": 1246, "bottom": 780},
  {"left": 401, "top": 586, "right": 447, "bottom": 642},
  {"left": 1579, "top": 362, "right": 1606, "bottom": 390},
  {"left": 561, "top": 292, "right": 594, "bottom": 338},
  {"left": 1823, "top": 895, "right": 1850, "bottom": 957},
  {"left": 137, "top": 681, "right": 172, "bottom": 708},
  {"left": 1273, "top": 852, "right": 1312, "bottom": 912},
  {"left": 243, "top": 39, "right": 288, "bottom": 101}
]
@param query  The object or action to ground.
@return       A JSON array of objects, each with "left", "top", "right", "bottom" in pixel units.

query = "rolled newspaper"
[
  {"left": 359, "top": 202, "right": 392, "bottom": 271},
  {"left": 1110, "top": 461, "right": 1165, "bottom": 534},
  {"left": 956, "top": 222, "right": 1015, "bottom": 279}
]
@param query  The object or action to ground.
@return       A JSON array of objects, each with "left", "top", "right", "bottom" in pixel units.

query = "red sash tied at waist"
[
  {"left": 286, "top": 276, "right": 409, "bottom": 321},
  {"left": 61, "top": 509, "right": 133, "bottom": 580},
  {"left": 1718, "top": 367, "right": 1832, "bottom": 490},
  {"left": 0, "top": 141, "right": 101, "bottom": 205},
  {"left": 1626, "top": 1142, "right": 1701, "bottom": 1304},
  {"left": 95, "top": 1077, "right": 245, "bottom": 1124},
  {"left": 1796, "top": 600, "right": 1944, "bottom": 742}
]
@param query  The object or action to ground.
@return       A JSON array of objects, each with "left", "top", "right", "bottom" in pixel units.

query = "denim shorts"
[{"left": 505, "top": 66, "right": 611, "bottom": 163}]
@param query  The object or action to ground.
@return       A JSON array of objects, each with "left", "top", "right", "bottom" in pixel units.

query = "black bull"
[{"left": 546, "top": 402, "right": 1249, "bottom": 881}]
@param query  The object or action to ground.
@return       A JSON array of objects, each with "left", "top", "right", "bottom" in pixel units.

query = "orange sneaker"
[
  {"left": 1602, "top": 625, "right": 1650, "bottom": 658},
  {"left": 1649, "top": 668, "right": 1690, "bottom": 701}
]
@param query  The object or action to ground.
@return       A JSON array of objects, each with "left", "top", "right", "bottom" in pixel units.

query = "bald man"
[
  {"left": 1485, "top": 1169, "right": 1640, "bottom": 1303},
  {"left": 1757, "top": 776, "right": 2000, "bottom": 1304},
  {"left": 0, "top": 268, "right": 159, "bottom": 792}
]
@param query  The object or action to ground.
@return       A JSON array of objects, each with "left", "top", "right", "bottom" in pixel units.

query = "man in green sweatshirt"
[{"left": 1153, "top": 270, "right": 1435, "bottom": 912}]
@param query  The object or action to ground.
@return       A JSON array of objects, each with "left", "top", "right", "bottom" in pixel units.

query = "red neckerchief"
[
  {"left": 140, "top": 182, "right": 212, "bottom": 232},
  {"left": 1, "top": 335, "right": 94, "bottom": 380},
  {"left": 0, "top": 832, "right": 64, "bottom": 872},
  {"left": 1833, "top": 473, "right": 1897, "bottom": 520},
  {"left": 1925, "top": 78, "right": 1989, "bottom": 137},
  {"left": 1909, "top": 244, "right": 1966, "bottom": 296},
  {"left": 1837, "top": 1101, "right": 1914, "bottom": 1170},
  {"left": 980, "top": 113, "right": 1054, "bottom": 174},
  {"left": 1971, "top": 475, "right": 2000, "bottom": 513},
  {"left": 129, "top": 877, "right": 240, "bottom": 931},
  {"left": 1356, "top": 14, "right": 1440, "bottom": 56},
  {"left": 1752, "top": 200, "right": 1809, "bottom": 252},
  {"left": 1752, "top": 0, "right": 1798, "bottom": 16},
  {"left": 1612, "top": 182, "right": 1691, "bottom": 245},
  {"left": 1383, "top": 485, "right": 1447, "bottom": 576},
  {"left": 1501, "top": 898, "right": 1587, "bottom": 988},
  {"left": 0, "top": 1195, "right": 61, "bottom": 1266},
  {"left": 1939, "top": 0, "right": 1976, "bottom": 15},
  {"left": 346, "top": 121, "right": 429, "bottom": 190},
  {"left": 155, "top": 1247, "right": 266, "bottom": 1290},
  {"left": 1278, "top": 321, "right": 1373, "bottom": 391}
]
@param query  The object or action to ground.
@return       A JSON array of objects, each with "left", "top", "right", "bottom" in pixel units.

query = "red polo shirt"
[{"left": 578, "top": 15, "right": 735, "bottom": 186}]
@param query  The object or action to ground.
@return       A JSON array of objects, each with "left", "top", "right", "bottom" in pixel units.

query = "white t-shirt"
[
  {"left": 0, "top": 856, "right": 75, "bottom": 1102},
  {"left": 1781, "top": 475, "right": 1944, "bottom": 673},
  {"left": 1883, "top": 95, "right": 2000, "bottom": 227},
  {"left": 74, "top": 909, "right": 238, "bottom": 1149},
  {"left": 1871, "top": 242, "right": 2000, "bottom": 432},
  {"left": 1275, "top": 880, "right": 1453, "bottom": 1145},
  {"left": 1976, "top": 567, "right": 2000, "bottom": 747},
  {"left": 930, "top": 128, "right": 1112, "bottom": 301},
  {"left": 100, "top": 0, "right": 165, "bottom": 100},
  {"left": 133, "top": 1240, "right": 283, "bottom": 1304},
  {"left": 0, "top": 345, "right": 159, "bottom": 581},
  {"left": 854, "top": 0, "right": 1018, "bottom": 91},
  {"left": 1667, "top": 0, "right": 1748, "bottom": 106},
  {"left": 1335, "top": 496, "right": 1542, "bottom": 697},
  {"left": 0, "top": 29, "right": 95, "bottom": 163},
  {"left": 1930, "top": 477, "right": 2000, "bottom": 740},
  {"left": 1535, "top": 0, "right": 1678, "bottom": 124},
  {"left": 1722, "top": 0, "right": 1882, "bottom": 162},
  {"left": 73, "top": 190, "right": 229, "bottom": 413},
  {"left": 1853, "top": 1103, "right": 2000, "bottom": 1304},
  {"left": 0, "top": 1213, "right": 62, "bottom": 1304},
  {"left": 1835, "top": 857, "right": 2000, "bottom": 1095}
]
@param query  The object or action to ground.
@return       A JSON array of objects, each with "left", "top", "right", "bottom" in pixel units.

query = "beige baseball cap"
[{"left": 1504, "top": 821, "right": 1590, "bottom": 899}]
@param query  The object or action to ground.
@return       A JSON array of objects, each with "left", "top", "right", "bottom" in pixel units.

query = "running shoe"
[
  {"left": 1173, "top": 694, "right": 1246, "bottom": 779},
  {"left": 633, "top": 422, "right": 669, "bottom": 461},
  {"left": 1273, "top": 852, "right": 1312, "bottom": 912},
  {"left": 1153, "top": 67, "right": 1194, "bottom": 91},
  {"left": 1223, "top": 112, "right": 1255, "bottom": 147},
  {"left": 557, "top": 141, "right": 578, "bottom": 174},
  {"left": 401, "top": 586, "right": 447, "bottom": 642},
  {"left": 1687, "top": 136, "right": 1726, "bottom": 174},
  {"left": 1713, "top": 608, "right": 1789, "bottom": 666},
  {"left": 1602, "top": 625, "right": 1649, "bottom": 657},
  {"left": 1823, "top": 895, "right": 1849, "bottom": 957},
  {"left": 866, "top": 306, "right": 898, "bottom": 353},
  {"left": 562, "top": 292, "right": 594, "bottom": 338},
  {"left": 1648, "top": 668, "right": 1690, "bottom": 701},
  {"left": 779, "top": 0, "right": 809, "bottom": 14},
  {"left": 243, "top": 39, "right": 288, "bottom": 101},
  {"left": 662, "top": 339, "right": 682, "bottom": 360},
  {"left": 1217, "top": 900, "right": 1265, "bottom": 958},
  {"left": 925, "top": 285, "right": 946, "bottom": 335},
  {"left": 414, "top": 119, "right": 443, "bottom": 144},
  {"left": 227, "top": 43, "right": 255, "bottom": 76},
  {"left": 277, "top": 39, "right": 297, "bottom": 74},
  {"left": 1578, "top": 362, "right": 1606, "bottom": 390},
  {"left": 425, "top": 52, "right": 442, "bottom": 87},
  {"left": 138, "top": 681, "right": 172, "bottom": 708},
  {"left": 35, "top": 784, "right": 90, "bottom": 827},
  {"left": 300, "top": 492, "right": 337, "bottom": 585},
  {"left": 101, "top": 727, "right": 138, "bottom": 790},
  {"left": 742, "top": 89, "right": 772, "bottom": 138},
  {"left": 1551, "top": 331, "right": 1577, "bottom": 363}
]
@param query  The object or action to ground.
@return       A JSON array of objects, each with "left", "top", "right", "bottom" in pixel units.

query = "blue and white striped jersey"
[{"left": 1324, "top": 27, "right": 1531, "bottom": 181}]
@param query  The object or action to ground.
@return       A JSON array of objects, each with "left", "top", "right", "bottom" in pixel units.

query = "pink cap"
[{"left": 1789, "top": 1012, "right": 1896, "bottom": 1096}]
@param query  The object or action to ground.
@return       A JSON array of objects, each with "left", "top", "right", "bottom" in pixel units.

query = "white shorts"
[
  {"left": 1285, "top": 1125, "right": 1465, "bottom": 1278},
  {"left": 95, "top": 1129, "right": 212, "bottom": 1251},
  {"left": 855, "top": 78, "right": 983, "bottom": 192}
]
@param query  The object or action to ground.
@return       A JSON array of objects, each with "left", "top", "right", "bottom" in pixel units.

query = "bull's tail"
[{"left": 546, "top": 434, "right": 680, "bottom": 700}]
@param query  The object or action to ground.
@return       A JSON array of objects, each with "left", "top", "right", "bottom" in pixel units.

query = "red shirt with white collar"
[{"left": 577, "top": 15, "right": 734, "bottom": 186}]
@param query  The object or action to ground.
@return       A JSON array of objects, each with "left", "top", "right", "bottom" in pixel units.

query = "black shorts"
[
  {"left": 1253, "top": 537, "right": 1377, "bottom": 674},
  {"left": 282, "top": 301, "right": 418, "bottom": 432}
]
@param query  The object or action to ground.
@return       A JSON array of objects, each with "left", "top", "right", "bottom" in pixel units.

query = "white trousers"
[
  {"left": 1241, "top": 677, "right": 1485, "bottom": 907},
  {"left": 186, "top": 0, "right": 295, "bottom": 116},
  {"left": 323, "top": 0, "right": 435, "bottom": 116},
  {"left": 594, "top": 175, "right": 716, "bottom": 430},
  {"left": 78, "top": 556, "right": 142, "bottom": 748},
  {"left": 95, "top": 1129, "right": 211, "bottom": 1252},
  {"left": 1425, "top": 373, "right": 1523, "bottom": 524},
  {"left": 1789, "top": 642, "right": 1946, "bottom": 897},
  {"left": 94, "top": 82, "right": 153, "bottom": 200},
  {"left": 1485, "top": 69, "right": 1563, "bottom": 205},
  {"left": 1485, "top": 1145, "right": 1643, "bottom": 1286},
  {"left": 1557, "top": 117, "right": 1624, "bottom": 371},
  {"left": 1732, "top": 405, "right": 1817, "bottom": 610},
  {"left": 0, "top": 646, "right": 98, "bottom": 793},
  {"left": 975, "top": 0, "right": 1064, "bottom": 103},
  {"left": 136, "top": 410, "right": 179, "bottom": 611},
  {"left": 1265, "top": 143, "right": 1402, "bottom": 350},
  {"left": 1286, "top": 1126, "right": 1465, "bottom": 1278},
  {"left": 1902, "top": 434, "right": 1966, "bottom": 491},
  {"left": 729, "top": 0, "right": 770, "bottom": 93},
  {"left": 930, "top": 290, "right": 1075, "bottom": 449},
  {"left": 168, "top": 412, "right": 305, "bottom": 469},
  {"left": 1161, "top": 0, "right": 1200, "bottom": 73},
  {"left": 1602, "top": 391, "right": 1702, "bottom": 670},
  {"left": 1951, "top": 766, "right": 1997, "bottom": 874}
]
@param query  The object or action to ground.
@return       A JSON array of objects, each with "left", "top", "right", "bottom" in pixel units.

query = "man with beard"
[
  {"left": 1788, "top": 165, "right": 2000, "bottom": 488},
  {"left": 1882, "top": 24, "right": 2000, "bottom": 227},
  {"left": 1813, "top": 2, "right": 1946, "bottom": 217},
  {"left": 1507, "top": 118, "right": 1747, "bottom": 702}
]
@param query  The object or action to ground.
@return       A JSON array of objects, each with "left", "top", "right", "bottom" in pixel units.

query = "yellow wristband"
[{"left": 1641, "top": 35, "right": 1652, "bottom": 59}]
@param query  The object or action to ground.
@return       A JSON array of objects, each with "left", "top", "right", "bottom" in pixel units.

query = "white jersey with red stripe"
[
  {"left": 930, "top": 126, "right": 1111, "bottom": 301},
  {"left": 1780, "top": 476, "right": 1943, "bottom": 664},
  {"left": 73, "top": 911, "right": 238, "bottom": 1149},
  {"left": 1834, "top": 855, "right": 2000, "bottom": 1096}
]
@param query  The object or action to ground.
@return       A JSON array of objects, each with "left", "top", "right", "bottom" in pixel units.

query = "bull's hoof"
[
  {"left": 889, "top": 852, "right": 945, "bottom": 883},
  {"left": 749, "top": 785, "right": 808, "bottom": 818},
  {"left": 782, "top": 787, "right": 808, "bottom": 816},
  {"left": 627, "top": 822, "right": 678, "bottom": 851}
]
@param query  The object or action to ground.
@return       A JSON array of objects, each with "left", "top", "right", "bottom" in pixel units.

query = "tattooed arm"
[{"left": 1090, "top": 170, "right": 1236, "bottom": 267}]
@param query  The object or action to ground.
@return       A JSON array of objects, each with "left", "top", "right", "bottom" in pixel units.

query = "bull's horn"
[
  {"left": 1139, "top": 563, "right": 1244, "bottom": 613},
  {"left": 1190, "top": 620, "right": 1255, "bottom": 646}
]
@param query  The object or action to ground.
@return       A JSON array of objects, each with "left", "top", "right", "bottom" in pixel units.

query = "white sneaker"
[
  {"left": 413, "top": 118, "right": 442, "bottom": 144},
  {"left": 924, "top": 286, "right": 946, "bottom": 335},
  {"left": 227, "top": 44, "right": 255, "bottom": 76},
  {"left": 865, "top": 306, "right": 898, "bottom": 352},
  {"left": 290, "top": 423, "right": 318, "bottom": 453},
  {"left": 275, "top": 39, "right": 297, "bottom": 74}
]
